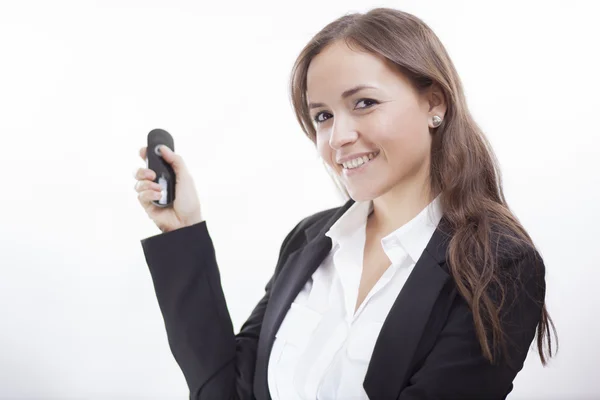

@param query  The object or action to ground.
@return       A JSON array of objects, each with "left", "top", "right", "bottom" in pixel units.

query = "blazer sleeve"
[
  {"left": 140, "top": 219, "right": 301, "bottom": 400},
  {"left": 399, "top": 250, "right": 546, "bottom": 400}
]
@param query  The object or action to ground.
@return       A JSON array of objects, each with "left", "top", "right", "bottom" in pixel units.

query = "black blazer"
[{"left": 141, "top": 198, "right": 545, "bottom": 400}]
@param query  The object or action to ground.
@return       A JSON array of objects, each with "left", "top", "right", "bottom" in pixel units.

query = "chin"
[{"left": 345, "top": 185, "right": 382, "bottom": 203}]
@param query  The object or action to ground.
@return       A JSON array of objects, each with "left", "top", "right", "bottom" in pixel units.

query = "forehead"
[{"left": 306, "top": 41, "right": 395, "bottom": 99}]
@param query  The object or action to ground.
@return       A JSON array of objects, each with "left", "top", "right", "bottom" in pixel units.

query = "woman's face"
[{"left": 306, "top": 40, "right": 445, "bottom": 202}]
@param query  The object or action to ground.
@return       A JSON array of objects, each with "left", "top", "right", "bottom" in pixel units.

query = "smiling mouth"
[{"left": 340, "top": 151, "right": 380, "bottom": 170}]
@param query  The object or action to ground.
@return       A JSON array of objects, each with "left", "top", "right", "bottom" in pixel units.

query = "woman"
[{"left": 134, "top": 7, "right": 556, "bottom": 400}]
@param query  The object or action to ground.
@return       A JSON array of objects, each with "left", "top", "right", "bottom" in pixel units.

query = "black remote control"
[{"left": 146, "top": 128, "right": 176, "bottom": 208}]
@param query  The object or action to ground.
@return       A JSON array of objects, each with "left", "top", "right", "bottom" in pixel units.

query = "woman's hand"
[{"left": 134, "top": 145, "right": 204, "bottom": 233}]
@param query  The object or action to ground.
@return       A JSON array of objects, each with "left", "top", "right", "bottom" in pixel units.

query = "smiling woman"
[
  {"left": 288, "top": 6, "right": 557, "bottom": 396},
  {"left": 306, "top": 42, "right": 441, "bottom": 204},
  {"left": 139, "top": 6, "right": 557, "bottom": 400}
]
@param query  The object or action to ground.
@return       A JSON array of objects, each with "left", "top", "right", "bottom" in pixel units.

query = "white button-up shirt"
[{"left": 267, "top": 196, "right": 444, "bottom": 399}]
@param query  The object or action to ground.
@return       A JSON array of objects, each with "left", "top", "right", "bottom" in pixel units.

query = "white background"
[{"left": 1, "top": 0, "right": 598, "bottom": 398}]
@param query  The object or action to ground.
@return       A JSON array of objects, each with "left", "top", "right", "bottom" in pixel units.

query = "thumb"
[{"left": 159, "top": 145, "right": 185, "bottom": 173}]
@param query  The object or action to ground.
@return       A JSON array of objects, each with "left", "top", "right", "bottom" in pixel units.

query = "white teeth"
[{"left": 342, "top": 152, "right": 379, "bottom": 169}]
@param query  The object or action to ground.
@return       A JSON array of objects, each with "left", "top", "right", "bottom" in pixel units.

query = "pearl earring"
[{"left": 432, "top": 115, "right": 443, "bottom": 128}]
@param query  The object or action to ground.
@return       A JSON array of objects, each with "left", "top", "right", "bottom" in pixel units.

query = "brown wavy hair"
[{"left": 288, "top": 8, "right": 556, "bottom": 365}]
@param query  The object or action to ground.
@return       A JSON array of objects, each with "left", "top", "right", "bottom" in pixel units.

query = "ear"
[{"left": 427, "top": 83, "right": 447, "bottom": 119}]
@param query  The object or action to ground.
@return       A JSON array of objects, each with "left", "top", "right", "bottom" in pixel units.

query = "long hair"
[{"left": 289, "top": 8, "right": 556, "bottom": 365}]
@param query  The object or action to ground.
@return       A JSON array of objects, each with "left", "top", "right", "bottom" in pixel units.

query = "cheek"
[
  {"left": 316, "top": 134, "right": 333, "bottom": 161},
  {"left": 378, "top": 108, "right": 430, "bottom": 160}
]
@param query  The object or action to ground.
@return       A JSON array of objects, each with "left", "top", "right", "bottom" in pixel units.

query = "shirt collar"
[{"left": 325, "top": 194, "right": 444, "bottom": 265}]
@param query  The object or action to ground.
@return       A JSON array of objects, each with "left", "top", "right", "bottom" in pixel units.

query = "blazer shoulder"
[
  {"left": 479, "top": 222, "right": 546, "bottom": 294},
  {"left": 487, "top": 221, "right": 543, "bottom": 268}
]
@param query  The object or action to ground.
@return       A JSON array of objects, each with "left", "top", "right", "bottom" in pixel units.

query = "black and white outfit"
[{"left": 141, "top": 196, "right": 544, "bottom": 400}]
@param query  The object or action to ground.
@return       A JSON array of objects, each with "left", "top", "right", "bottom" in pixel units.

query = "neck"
[{"left": 368, "top": 176, "right": 437, "bottom": 239}]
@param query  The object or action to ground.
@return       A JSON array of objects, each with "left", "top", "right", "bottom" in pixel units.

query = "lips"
[
  {"left": 336, "top": 150, "right": 380, "bottom": 166},
  {"left": 341, "top": 151, "right": 380, "bottom": 176}
]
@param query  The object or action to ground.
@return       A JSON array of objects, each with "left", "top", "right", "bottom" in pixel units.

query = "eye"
[
  {"left": 355, "top": 98, "right": 378, "bottom": 109},
  {"left": 312, "top": 98, "right": 379, "bottom": 125},
  {"left": 313, "top": 111, "right": 332, "bottom": 124}
]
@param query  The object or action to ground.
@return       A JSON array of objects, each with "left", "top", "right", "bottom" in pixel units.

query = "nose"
[{"left": 329, "top": 116, "right": 358, "bottom": 150}]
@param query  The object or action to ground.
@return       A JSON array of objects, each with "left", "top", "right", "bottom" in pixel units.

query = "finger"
[
  {"left": 157, "top": 145, "right": 185, "bottom": 172},
  {"left": 134, "top": 167, "right": 156, "bottom": 181},
  {"left": 134, "top": 180, "right": 162, "bottom": 193},
  {"left": 139, "top": 146, "right": 147, "bottom": 161},
  {"left": 138, "top": 189, "right": 163, "bottom": 205},
  {"left": 133, "top": 167, "right": 144, "bottom": 180}
]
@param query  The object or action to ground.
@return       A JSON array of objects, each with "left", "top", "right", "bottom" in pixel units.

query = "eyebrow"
[{"left": 308, "top": 84, "right": 377, "bottom": 110}]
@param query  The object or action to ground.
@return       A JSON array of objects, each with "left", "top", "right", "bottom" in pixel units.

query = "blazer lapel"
[
  {"left": 363, "top": 217, "right": 453, "bottom": 399},
  {"left": 253, "top": 200, "right": 453, "bottom": 400},
  {"left": 253, "top": 199, "right": 355, "bottom": 400}
]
